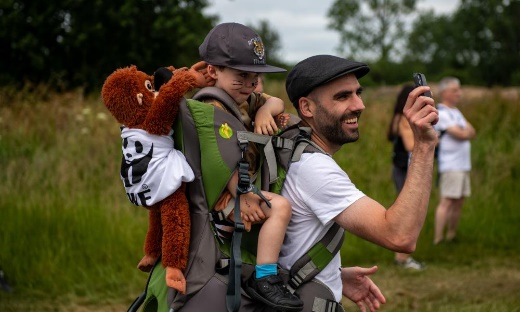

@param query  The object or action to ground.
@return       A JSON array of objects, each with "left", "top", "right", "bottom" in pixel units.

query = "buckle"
[{"left": 234, "top": 222, "right": 246, "bottom": 232}]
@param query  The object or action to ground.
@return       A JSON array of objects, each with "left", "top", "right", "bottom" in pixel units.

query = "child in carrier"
[{"left": 197, "top": 22, "right": 303, "bottom": 311}]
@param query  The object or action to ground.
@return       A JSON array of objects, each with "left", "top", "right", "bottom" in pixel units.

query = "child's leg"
[
  {"left": 246, "top": 192, "right": 303, "bottom": 310},
  {"left": 255, "top": 192, "right": 291, "bottom": 272}
]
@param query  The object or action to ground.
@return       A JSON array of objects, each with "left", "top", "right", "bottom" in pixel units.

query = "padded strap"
[
  {"left": 312, "top": 297, "right": 342, "bottom": 312},
  {"left": 237, "top": 131, "right": 278, "bottom": 184},
  {"left": 192, "top": 87, "right": 244, "bottom": 123},
  {"left": 288, "top": 223, "right": 345, "bottom": 291}
]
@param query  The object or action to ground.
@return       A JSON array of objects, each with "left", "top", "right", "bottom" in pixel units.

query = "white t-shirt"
[
  {"left": 434, "top": 104, "right": 472, "bottom": 172},
  {"left": 279, "top": 153, "right": 365, "bottom": 302},
  {"left": 120, "top": 127, "right": 194, "bottom": 207}
]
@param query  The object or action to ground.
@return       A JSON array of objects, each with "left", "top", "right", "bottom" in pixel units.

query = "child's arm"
[
  {"left": 254, "top": 96, "right": 284, "bottom": 135},
  {"left": 226, "top": 171, "right": 267, "bottom": 223}
]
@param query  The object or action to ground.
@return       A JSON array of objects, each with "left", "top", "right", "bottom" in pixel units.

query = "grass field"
[{"left": 1, "top": 82, "right": 519, "bottom": 311}]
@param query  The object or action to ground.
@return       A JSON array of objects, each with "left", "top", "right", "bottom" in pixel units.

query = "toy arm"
[{"left": 142, "top": 70, "right": 199, "bottom": 135}]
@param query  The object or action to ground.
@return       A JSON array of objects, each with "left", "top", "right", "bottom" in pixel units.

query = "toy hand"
[
  {"left": 189, "top": 61, "right": 215, "bottom": 88},
  {"left": 166, "top": 266, "right": 187, "bottom": 294},
  {"left": 137, "top": 254, "right": 158, "bottom": 272}
]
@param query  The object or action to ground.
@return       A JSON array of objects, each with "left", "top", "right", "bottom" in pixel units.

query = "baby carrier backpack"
[{"left": 127, "top": 87, "right": 346, "bottom": 312}]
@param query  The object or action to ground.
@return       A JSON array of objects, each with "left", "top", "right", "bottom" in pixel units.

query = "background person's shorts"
[{"left": 439, "top": 171, "right": 471, "bottom": 198}]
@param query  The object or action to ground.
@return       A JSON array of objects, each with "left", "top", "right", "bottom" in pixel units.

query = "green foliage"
[
  {"left": 0, "top": 90, "right": 149, "bottom": 305},
  {"left": 406, "top": 0, "right": 520, "bottom": 86},
  {"left": 327, "top": 0, "right": 417, "bottom": 62},
  {"left": 0, "top": 0, "right": 216, "bottom": 92}
]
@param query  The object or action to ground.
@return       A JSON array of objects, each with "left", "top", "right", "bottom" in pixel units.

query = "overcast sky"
[{"left": 204, "top": 0, "right": 459, "bottom": 63}]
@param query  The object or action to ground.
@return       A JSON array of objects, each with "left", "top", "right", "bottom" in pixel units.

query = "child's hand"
[
  {"left": 239, "top": 192, "right": 267, "bottom": 223},
  {"left": 254, "top": 107, "right": 279, "bottom": 135},
  {"left": 189, "top": 61, "right": 216, "bottom": 88}
]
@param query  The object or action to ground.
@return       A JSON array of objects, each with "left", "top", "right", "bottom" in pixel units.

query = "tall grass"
[
  {"left": 0, "top": 88, "right": 149, "bottom": 308},
  {"left": 1, "top": 84, "right": 519, "bottom": 311}
]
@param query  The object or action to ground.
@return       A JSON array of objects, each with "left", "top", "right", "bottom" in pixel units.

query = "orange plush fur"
[{"left": 101, "top": 65, "right": 205, "bottom": 294}]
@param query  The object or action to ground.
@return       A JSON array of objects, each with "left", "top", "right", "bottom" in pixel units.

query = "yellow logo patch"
[{"left": 219, "top": 123, "right": 233, "bottom": 139}]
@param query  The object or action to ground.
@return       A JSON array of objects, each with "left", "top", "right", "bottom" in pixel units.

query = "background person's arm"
[{"left": 446, "top": 118, "right": 476, "bottom": 140}]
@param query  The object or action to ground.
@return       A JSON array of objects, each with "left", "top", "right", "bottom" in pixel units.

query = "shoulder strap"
[
  {"left": 287, "top": 223, "right": 345, "bottom": 292},
  {"left": 192, "top": 87, "right": 244, "bottom": 124},
  {"left": 237, "top": 114, "right": 344, "bottom": 292}
]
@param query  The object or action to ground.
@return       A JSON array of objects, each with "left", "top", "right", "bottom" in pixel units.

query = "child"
[{"left": 198, "top": 23, "right": 303, "bottom": 311}]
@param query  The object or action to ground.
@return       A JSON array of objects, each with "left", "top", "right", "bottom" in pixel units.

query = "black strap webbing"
[{"left": 226, "top": 142, "right": 271, "bottom": 312}]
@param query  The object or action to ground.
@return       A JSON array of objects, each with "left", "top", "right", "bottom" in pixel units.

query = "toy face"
[
  {"left": 102, "top": 66, "right": 156, "bottom": 127},
  {"left": 137, "top": 78, "right": 154, "bottom": 105}
]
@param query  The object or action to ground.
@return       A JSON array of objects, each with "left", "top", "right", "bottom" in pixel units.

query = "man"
[
  {"left": 279, "top": 55, "right": 439, "bottom": 311},
  {"left": 433, "top": 77, "right": 476, "bottom": 245}
]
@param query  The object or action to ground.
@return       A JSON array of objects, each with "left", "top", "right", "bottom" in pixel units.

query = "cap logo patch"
[{"left": 248, "top": 37, "right": 266, "bottom": 64}]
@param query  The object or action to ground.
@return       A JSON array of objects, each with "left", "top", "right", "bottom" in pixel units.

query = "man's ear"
[
  {"left": 206, "top": 64, "right": 219, "bottom": 80},
  {"left": 299, "top": 97, "right": 314, "bottom": 118}
]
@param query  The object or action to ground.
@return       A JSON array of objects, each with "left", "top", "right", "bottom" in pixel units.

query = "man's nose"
[{"left": 352, "top": 94, "right": 365, "bottom": 111}]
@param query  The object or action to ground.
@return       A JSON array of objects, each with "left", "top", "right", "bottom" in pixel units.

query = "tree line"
[{"left": 1, "top": 0, "right": 518, "bottom": 93}]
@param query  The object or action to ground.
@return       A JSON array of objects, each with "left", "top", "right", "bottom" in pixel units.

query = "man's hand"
[
  {"left": 341, "top": 266, "right": 386, "bottom": 312},
  {"left": 404, "top": 86, "right": 439, "bottom": 145}
]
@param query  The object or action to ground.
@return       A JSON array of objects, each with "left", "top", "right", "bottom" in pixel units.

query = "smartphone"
[{"left": 413, "top": 73, "right": 433, "bottom": 98}]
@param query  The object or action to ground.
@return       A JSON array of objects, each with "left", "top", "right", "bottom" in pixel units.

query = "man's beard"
[{"left": 314, "top": 103, "right": 360, "bottom": 146}]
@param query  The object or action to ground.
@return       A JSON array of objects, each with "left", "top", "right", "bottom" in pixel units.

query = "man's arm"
[{"left": 334, "top": 86, "right": 438, "bottom": 253}]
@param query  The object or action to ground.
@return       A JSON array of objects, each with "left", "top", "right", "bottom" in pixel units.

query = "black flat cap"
[{"left": 285, "top": 55, "right": 370, "bottom": 104}]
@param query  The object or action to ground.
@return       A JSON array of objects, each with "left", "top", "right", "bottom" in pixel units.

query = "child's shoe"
[{"left": 245, "top": 273, "right": 303, "bottom": 311}]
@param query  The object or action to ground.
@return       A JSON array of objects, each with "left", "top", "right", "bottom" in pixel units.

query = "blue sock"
[{"left": 256, "top": 263, "right": 277, "bottom": 278}]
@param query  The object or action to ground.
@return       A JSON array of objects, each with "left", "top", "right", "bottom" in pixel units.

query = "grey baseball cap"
[
  {"left": 199, "top": 22, "right": 286, "bottom": 73},
  {"left": 285, "top": 55, "right": 370, "bottom": 104}
]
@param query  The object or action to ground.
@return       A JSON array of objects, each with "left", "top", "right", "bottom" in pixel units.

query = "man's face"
[
  {"left": 307, "top": 74, "right": 365, "bottom": 149},
  {"left": 442, "top": 81, "right": 462, "bottom": 106}
]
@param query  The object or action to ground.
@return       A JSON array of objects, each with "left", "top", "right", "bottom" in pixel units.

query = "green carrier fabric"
[{"left": 130, "top": 87, "right": 346, "bottom": 312}]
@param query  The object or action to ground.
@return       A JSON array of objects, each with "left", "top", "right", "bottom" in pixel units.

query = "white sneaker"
[{"left": 395, "top": 257, "right": 425, "bottom": 270}]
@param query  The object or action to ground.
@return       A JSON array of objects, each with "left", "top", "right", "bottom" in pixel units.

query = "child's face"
[{"left": 209, "top": 66, "right": 259, "bottom": 104}]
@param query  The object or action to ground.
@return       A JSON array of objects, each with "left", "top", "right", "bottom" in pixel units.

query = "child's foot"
[{"left": 245, "top": 274, "right": 303, "bottom": 311}]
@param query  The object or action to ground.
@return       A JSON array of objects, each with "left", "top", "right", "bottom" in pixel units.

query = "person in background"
[
  {"left": 433, "top": 77, "right": 476, "bottom": 245},
  {"left": 387, "top": 84, "right": 426, "bottom": 270}
]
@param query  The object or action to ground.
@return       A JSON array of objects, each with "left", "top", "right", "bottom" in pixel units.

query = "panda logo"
[{"left": 120, "top": 137, "right": 154, "bottom": 188}]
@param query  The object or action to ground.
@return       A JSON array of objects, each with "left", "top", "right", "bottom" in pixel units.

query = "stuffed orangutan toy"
[{"left": 101, "top": 62, "right": 210, "bottom": 294}]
